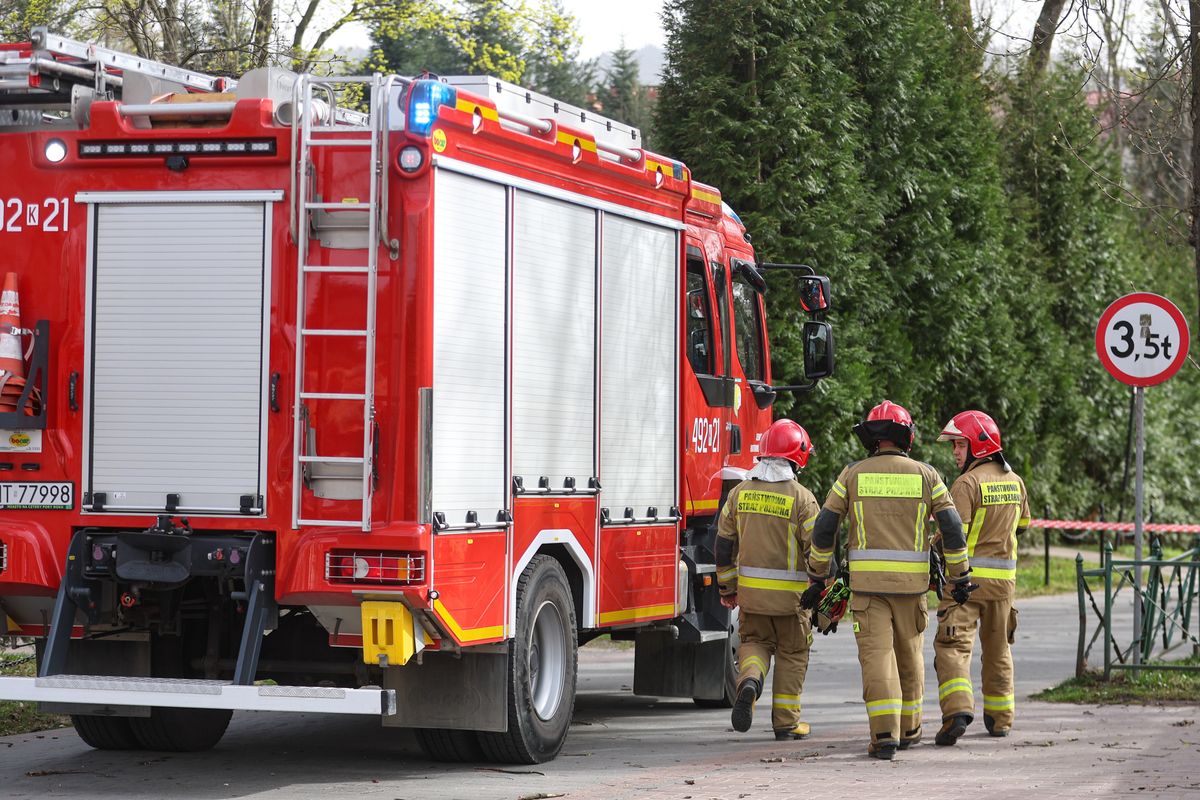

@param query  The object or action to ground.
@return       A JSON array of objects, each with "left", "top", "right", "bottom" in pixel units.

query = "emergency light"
[
  {"left": 44, "top": 139, "right": 67, "bottom": 163},
  {"left": 407, "top": 80, "right": 457, "bottom": 136}
]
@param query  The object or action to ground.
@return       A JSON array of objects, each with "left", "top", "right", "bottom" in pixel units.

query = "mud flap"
[{"left": 633, "top": 629, "right": 730, "bottom": 700}]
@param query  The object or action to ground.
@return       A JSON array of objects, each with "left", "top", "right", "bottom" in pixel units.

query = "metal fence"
[{"left": 1074, "top": 537, "right": 1200, "bottom": 678}]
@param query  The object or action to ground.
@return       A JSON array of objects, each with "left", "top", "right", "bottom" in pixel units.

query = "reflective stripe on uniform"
[
  {"left": 849, "top": 548, "right": 929, "bottom": 574},
  {"left": 902, "top": 698, "right": 923, "bottom": 714},
  {"left": 914, "top": 501, "right": 927, "bottom": 551},
  {"left": 788, "top": 525, "right": 798, "bottom": 572},
  {"left": 832, "top": 480, "right": 847, "bottom": 498},
  {"left": 854, "top": 501, "right": 867, "bottom": 550},
  {"left": 983, "top": 694, "right": 1015, "bottom": 710},
  {"left": 737, "top": 490, "right": 795, "bottom": 519},
  {"left": 717, "top": 567, "right": 738, "bottom": 582},
  {"left": 858, "top": 473, "right": 923, "bottom": 498},
  {"left": 966, "top": 507, "right": 988, "bottom": 555},
  {"left": 972, "top": 557, "right": 1017, "bottom": 580},
  {"left": 866, "top": 698, "right": 902, "bottom": 717},
  {"left": 931, "top": 482, "right": 948, "bottom": 499},
  {"left": 738, "top": 564, "right": 809, "bottom": 592},
  {"left": 741, "top": 655, "right": 768, "bottom": 676},
  {"left": 772, "top": 693, "right": 802, "bottom": 709},
  {"left": 938, "top": 677, "right": 973, "bottom": 700},
  {"left": 803, "top": 515, "right": 817, "bottom": 532},
  {"left": 944, "top": 548, "right": 968, "bottom": 565},
  {"left": 1017, "top": 516, "right": 1031, "bottom": 528}
]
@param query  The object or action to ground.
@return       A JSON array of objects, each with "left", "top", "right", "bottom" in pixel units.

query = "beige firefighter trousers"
[
  {"left": 934, "top": 595, "right": 1018, "bottom": 730},
  {"left": 851, "top": 593, "right": 927, "bottom": 744},
  {"left": 736, "top": 611, "right": 812, "bottom": 731}
]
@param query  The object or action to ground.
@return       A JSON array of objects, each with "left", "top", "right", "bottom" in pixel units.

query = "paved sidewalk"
[{"left": 0, "top": 594, "right": 1195, "bottom": 798}]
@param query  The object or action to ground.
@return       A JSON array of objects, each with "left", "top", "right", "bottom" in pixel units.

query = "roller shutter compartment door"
[{"left": 88, "top": 202, "right": 267, "bottom": 514}]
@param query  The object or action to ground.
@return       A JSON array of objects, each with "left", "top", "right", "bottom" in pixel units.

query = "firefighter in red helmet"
[
  {"left": 932, "top": 411, "right": 1031, "bottom": 744},
  {"left": 802, "top": 400, "right": 973, "bottom": 760},
  {"left": 716, "top": 418, "right": 821, "bottom": 741}
]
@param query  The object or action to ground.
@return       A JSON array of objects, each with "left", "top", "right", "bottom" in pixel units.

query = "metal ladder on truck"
[{"left": 290, "top": 74, "right": 399, "bottom": 532}]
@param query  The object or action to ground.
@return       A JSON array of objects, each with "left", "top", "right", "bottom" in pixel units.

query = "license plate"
[{"left": 0, "top": 481, "right": 74, "bottom": 510}]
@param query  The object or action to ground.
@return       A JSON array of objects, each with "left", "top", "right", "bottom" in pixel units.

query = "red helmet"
[
  {"left": 853, "top": 399, "right": 915, "bottom": 452},
  {"left": 938, "top": 410, "right": 1002, "bottom": 459},
  {"left": 759, "top": 419, "right": 813, "bottom": 468}
]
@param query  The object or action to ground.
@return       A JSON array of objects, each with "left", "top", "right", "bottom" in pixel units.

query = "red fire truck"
[{"left": 0, "top": 29, "right": 833, "bottom": 763}]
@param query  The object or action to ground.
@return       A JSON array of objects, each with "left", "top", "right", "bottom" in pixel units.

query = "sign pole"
[
  {"left": 1095, "top": 292, "right": 1189, "bottom": 669},
  {"left": 1132, "top": 385, "right": 1145, "bottom": 667}
]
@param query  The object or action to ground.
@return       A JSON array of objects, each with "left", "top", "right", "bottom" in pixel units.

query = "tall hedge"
[{"left": 657, "top": 0, "right": 1200, "bottom": 521}]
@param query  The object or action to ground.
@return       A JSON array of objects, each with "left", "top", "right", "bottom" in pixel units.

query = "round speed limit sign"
[{"left": 1095, "top": 292, "right": 1191, "bottom": 386}]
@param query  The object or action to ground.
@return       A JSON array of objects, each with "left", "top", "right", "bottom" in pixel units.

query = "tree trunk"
[
  {"left": 1030, "top": 0, "right": 1068, "bottom": 77},
  {"left": 1191, "top": 0, "right": 1200, "bottom": 328}
]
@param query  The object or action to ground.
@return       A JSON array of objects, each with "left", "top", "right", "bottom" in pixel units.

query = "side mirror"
[
  {"left": 803, "top": 321, "right": 835, "bottom": 379},
  {"left": 732, "top": 258, "right": 767, "bottom": 293},
  {"left": 798, "top": 276, "right": 831, "bottom": 313}
]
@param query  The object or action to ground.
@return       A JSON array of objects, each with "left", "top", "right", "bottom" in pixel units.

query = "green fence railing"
[{"left": 1075, "top": 537, "right": 1200, "bottom": 678}]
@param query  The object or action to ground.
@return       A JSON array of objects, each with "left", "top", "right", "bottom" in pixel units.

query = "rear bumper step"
[{"left": 0, "top": 675, "right": 396, "bottom": 715}]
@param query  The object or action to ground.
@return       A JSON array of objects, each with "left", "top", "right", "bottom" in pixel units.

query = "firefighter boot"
[
  {"left": 731, "top": 677, "right": 761, "bottom": 733},
  {"left": 984, "top": 714, "right": 1010, "bottom": 737},
  {"left": 868, "top": 735, "right": 898, "bottom": 761},
  {"left": 935, "top": 712, "right": 973, "bottom": 746},
  {"left": 774, "top": 721, "right": 811, "bottom": 741}
]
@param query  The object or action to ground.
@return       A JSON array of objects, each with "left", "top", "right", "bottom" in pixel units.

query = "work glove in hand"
[
  {"left": 800, "top": 581, "right": 825, "bottom": 610},
  {"left": 950, "top": 580, "right": 978, "bottom": 605}
]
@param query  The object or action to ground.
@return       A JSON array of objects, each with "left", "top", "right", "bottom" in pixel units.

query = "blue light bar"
[{"left": 407, "top": 80, "right": 457, "bottom": 137}]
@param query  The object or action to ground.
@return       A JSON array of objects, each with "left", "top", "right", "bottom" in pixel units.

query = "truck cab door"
[
  {"left": 681, "top": 246, "right": 733, "bottom": 518},
  {"left": 727, "top": 261, "right": 773, "bottom": 470}
]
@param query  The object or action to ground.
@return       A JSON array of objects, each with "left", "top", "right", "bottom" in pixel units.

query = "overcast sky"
[{"left": 560, "top": 0, "right": 667, "bottom": 58}]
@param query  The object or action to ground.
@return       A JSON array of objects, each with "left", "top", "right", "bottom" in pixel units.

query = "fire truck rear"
[{"left": 0, "top": 29, "right": 834, "bottom": 763}]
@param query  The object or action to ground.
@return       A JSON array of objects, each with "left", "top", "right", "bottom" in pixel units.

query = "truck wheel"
[
  {"left": 128, "top": 631, "right": 232, "bottom": 751},
  {"left": 414, "top": 728, "right": 484, "bottom": 762},
  {"left": 478, "top": 555, "right": 577, "bottom": 764},
  {"left": 70, "top": 714, "right": 140, "bottom": 750},
  {"left": 130, "top": 707, "right": 233, "bottom": 752},
  {"left": 693, "top": 608, "right": 739, "bottom": 708}
]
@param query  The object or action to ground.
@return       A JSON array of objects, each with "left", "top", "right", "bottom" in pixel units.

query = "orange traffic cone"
[{"left": 0, "top": 272, "right": 28, "bottom": 414}]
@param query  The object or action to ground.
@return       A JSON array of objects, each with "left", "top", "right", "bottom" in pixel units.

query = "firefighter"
[
  {"left": 716, "top": 418, "right": 821, "bottom": 741},
  {"left": 932, "top": 411, "right": 1031, "bottom": 744},
  {"left": 801, "top": 400, "right": 973, "bottom": 760}
]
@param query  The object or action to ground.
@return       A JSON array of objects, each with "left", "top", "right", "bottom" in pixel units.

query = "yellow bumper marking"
[
  {"left": 598, "top": 602, "right": 675, "bottom": 625},
  {"left": 691, "top": 187, "right": 721, "bottom": 204},
  {"left": 687, "top": 498, "right": 720, "bottom": 513},
  {"left": 361, "top": 601, "right": 416, "bottom": 666},
  {"left": 433, "top": 598, "right": 505, "bottom": 642}
]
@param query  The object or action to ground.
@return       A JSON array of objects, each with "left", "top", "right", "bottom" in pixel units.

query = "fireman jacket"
[
  {"left": 948, "top": 458, "right": 1031, "bottom": 601},
  {"left": 808, "top": 450, "right": 969, "bottom": 595},
  {"left": 716, "top": 478, "right": 821, "bottom": 616}
]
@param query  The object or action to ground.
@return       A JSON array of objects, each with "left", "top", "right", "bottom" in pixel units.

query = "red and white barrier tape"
[{"left": 1029, "top": 519, "right": 1200, "bottom": 534}]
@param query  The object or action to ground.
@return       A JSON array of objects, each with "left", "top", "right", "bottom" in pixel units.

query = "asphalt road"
[{"left": 0, "top": 592, "right": 1158, "bottom": 799}]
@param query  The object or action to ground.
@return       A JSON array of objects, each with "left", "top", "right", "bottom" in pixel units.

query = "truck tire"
[
  {"left": 129, "top": 707, "right": 233, "bottom": 752},
  {"left": 127, "top": 631, "right": 231, "bottom": 751},
  {"left": 414, "top": 728, "right": 484, "bottom": 762},
  {"left": 478, "top": 555, "right": 577, "bottom": 764},
  {"left": 693, "top": 609, "right": 739, "bottom": 709},
  {"left": 70, "top": 714, "right": 140, "bottom": 750}
]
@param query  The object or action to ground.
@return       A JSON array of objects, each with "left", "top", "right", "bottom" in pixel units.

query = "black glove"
[
  {"left": 950, "top": 580, "right": 978, "bottom": 605},
  {"left": 800, "top": 581, "right": 825, "bottom": 610}
]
